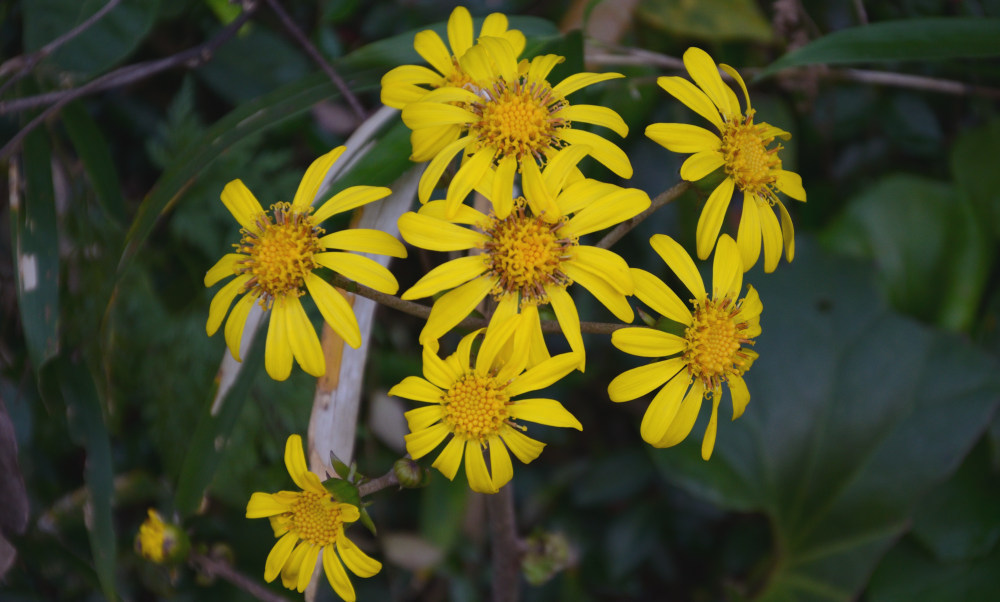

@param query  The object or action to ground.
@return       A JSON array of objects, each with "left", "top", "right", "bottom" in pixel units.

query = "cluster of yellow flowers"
[{"left": 194, "top": 6, "right": 804, "bottom": 598}]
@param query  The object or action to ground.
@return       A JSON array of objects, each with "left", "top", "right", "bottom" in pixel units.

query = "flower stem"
[
  {"left": 596, "top": 180, "right": 691, "bottom": 250},
  {"left": 190, "top": 552, "right": 289, "bottom": 602},
  {"left": 487, "top": 483, "right": 522, "bottom": 602}
]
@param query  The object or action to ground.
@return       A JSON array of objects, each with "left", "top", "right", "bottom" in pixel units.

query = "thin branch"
[
  {"left": 0, "top": 0, "right": 122, "bottom": 96},
  {"left": 329, "top": 274, "right": 625, "bottom": 336},
  {"left": 852, "top": 0, "right": 869, "bottom": 25},
  {"left": 190, "top": 552, "right": 289, "bottom": 602},
  {"left": 357, "top": 469, "right": 401, "bottom": 497},
  {"left": 0, "top": 7, "right": 256, "bottom": 161},
  {"left": 487, "top": 484, "right": 522, "bottom": 602},
  {"left": 597, "top": 180, "right": 690, "bottom": 250},
  {"left": 263, "top": 0, "right": 366, "bottom": 122}
]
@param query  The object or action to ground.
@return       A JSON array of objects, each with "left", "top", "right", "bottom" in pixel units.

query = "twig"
[
  {"left": 0, "top": 8, "right": 256, "bottom": 161},
  {"left": 487, "top": 484, "right": 522, "bottom": 602},
  {"left": 263, "top": 0, "right": 366, "bottom": 122},
  {"left": 597, "top": 180, "right": 690, "bottom": 250},
  {"left": 328, "top": 275, "right": 626, "bottom": 336},
  {"left": 852, "top": 0, "right": 869, "bottom": 25},
  {"left": 0, "top": 0, "right": 122, "bottom": 96},
  {"left": 357, "top": 469, "right": 401, "bottom": 497},
  {"left": 190, "top": 552, "right": 289, "bottom": 602}
]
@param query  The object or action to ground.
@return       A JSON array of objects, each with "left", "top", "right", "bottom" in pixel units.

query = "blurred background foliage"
[{"left": 2, "top": 0, "right": 1000, "bottom": 600}]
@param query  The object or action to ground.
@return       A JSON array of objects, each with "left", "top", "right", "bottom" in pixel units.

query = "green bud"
[
  {"left": 393, "top": 458, "right": 430, "bottom": 489},
  {"left": 521, "top": 531, "right": 573, "bottom": 586}
]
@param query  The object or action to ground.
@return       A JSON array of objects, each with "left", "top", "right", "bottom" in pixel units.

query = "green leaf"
[
  {"left": 61, "top": 101, "right": 127, "bottom": 223},
  {"left": 23, "top": 0, "right": 160, "bottom": 79},
  {"left": 419, "top": 470, "right": 467, "bottom": 552},
  {"left": 649, "top": 239, "right": 1000, "bottom": 601},
  {"left": 636, "top": 0, "right": 773, "bottom": 43},
  {"left": 866, "top": 537, "right": 1000, "bottom": 602},
  {"left": 950, "top": 119, "right": 1000, "bottom": 240},
  {"left": 196, "top": 25, "right": 311, "bottom": 104},
  {"left": 13, "top": 126, "right": 60, "bottom": 369},
  {"left": 44, "top": 357, "right": 117, "bottom": 600},
  {"left": 822, "top": 174, "right": 992, "bottom": 331},
  {"left": 173, "top": 324, "right": 265, "bottom": 517},
  {"left": 758, "top": 18, "right": 1000, "bottom": 78}
]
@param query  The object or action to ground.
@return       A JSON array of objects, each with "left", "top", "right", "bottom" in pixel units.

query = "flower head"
[
  {"left": 645, "top": 47, "right": 806, "bottom": 273},
  {"left": 135, "top": 509, "right": 188, "bottom": 564},
  {"left": 396, "top": 150, "right": 649, "bottom": 368},
  {"left": 607, "top": 234, "right": 761, "bottom": 460},
  {"left": 246, "top": 435, "right": 381, "bottom": 599},
  {"left": 401, "top": 35, "right": 632, "bottom": 219},
  {"left": 389, "top": 318, "right": 583, "bottom": 493},
  {"left": 205, "top": 147, "right": 407, "bottom": 381}
]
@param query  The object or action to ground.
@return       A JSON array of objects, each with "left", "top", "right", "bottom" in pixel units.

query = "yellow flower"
[
  {"left": 246, "top": 435, "right": 381, "bottom": 599},
  {"left": 135, "top": 509, "right": 188, "bottom": 564},
  {"left": 389, "top": 318, "right": 583, "bottom": 493},
  {"left": 205, "top": 147, "right": 407, "bottom": 381},
  {"left": 607, "top": 234, "right": 761, "bottom": 460},
  {"left": 645, "top": 47, "right": 806, "bottom": 273},
  {"left": 401, "top": 35, "right": 632, "bottom": 219},
  {"left": 397, "top": 150, "right": 649, "bottom": 368}
]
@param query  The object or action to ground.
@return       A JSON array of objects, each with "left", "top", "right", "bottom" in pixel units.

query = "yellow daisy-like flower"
[
  {"left": 246, "top": 434, "right": 381, "bottom": 599},
  {"left": 401, "top": 35, "right": 632, "bottom": 219},
  {"left": 389, "top": 318, "right": 583, "bottom": 494},
  {"left": 135, "top": 508, "right": 189, "bottom": 564},
  {"left": 607, "top": 234, "right": 761, "bottom": 460},
  {"left": 397, "top": 152, "right": 649, "bottom": 368},
  {"left": 645, "top": 47, "right": 806, "bottom": 273},
  {"left": 205, "top": 147, "right": 407, "bottom": 381}
]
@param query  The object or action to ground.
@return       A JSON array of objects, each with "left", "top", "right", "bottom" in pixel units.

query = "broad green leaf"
[
  {"left": 636, "top": 0, "right": 772, "bottom": 43},
  {"left": 758, "top": 18, "right": 1000, "bottom": 78},
  {"left": 13, "top": 127, "right": 60, "bottom": 369},
  {"left": 950, "top": 119, "right": 1000, "bottom": 239},
  {"left": 196, "top": 25, "right": 311, "bottom": 104},
  {"left": 866, "top": 537, "right": 1000, "bottom": 602},
  {"left": 173, "top": 322, "right": 265, "bottom": 517},
  {"left": 649, "top": 239, "right": 1000, "bottom": 601},
  {"left": 61, "top": 101, "right": 127, "bottom": 223},
  {"left": 822, "top": 174, "right": 992, "bottom": 331},
  {"left": 23, "top": 0, "right": 160, "bottom": 79},
  {"left": 44, "top": 357, "right": 117, "bottom": 600}
]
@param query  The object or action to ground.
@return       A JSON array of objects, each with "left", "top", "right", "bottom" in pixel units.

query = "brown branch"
[
  {"left": 0, "top": 0, "right": 122, "bottom": 96},
  {"left": 190, "top": 552, "right": 289, "bottom": 602},
  {"left": 357, "top": 469, "right": 401, "bottom": 497},
  {"left": 329, "top": 275, "right": 626, "bottom": 336},
  {"left": 0, "top": 7, "right": 256, "bottom": 161},
  {"left": 487, "top": 484, "right": 522, "bottom": 602},
  {"left": 597, "top": 180, "right": 690, "bottom": 250},
  {"left": 263, "top": 0, "right": 366, "bottom": 122}
]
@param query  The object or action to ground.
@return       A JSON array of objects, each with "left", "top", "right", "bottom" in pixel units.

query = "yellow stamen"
[
  {"left": 285, "top": 491, "right": 344, "bottom": 547},
  {"left": 470, "top": 78, "right": 567, "bottom": 162},
  {"left": 481, "top": 200, "right": 575, "bottom": 308},
  {"left": 236, "top": 202, "right": 324, "bottom": 307},
  {"left": 442, "top": 373, "right": 510, "bottom": 441},
  {"left": 720, "top": 112, "right": 782, "bottom": 201},
  {"left": 684, "top": 297, "right": 755, "bottom": 392}
]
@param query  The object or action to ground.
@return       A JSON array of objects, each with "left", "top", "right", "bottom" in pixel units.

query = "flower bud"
[
  {"left": 135, "top": 509, "right": 190, "bottom": 565},
  {"left": 393, "top": 458, "right": 429, "bottom": 489}
]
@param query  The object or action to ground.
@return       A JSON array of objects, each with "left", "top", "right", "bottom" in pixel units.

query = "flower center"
[
  {"left": 442, "top": 56, "right": 473, "bottom": 89},
  {"left": 442, "top": 373, "right": 510, "bottom": 441},
  {"left": 236, "top": 202, "right": 324, "bottom": 306},
  {"left": 481, "top": 200, "right": 575, "bottom": 308},
  {"left": 470, "top": 78, "right": 567, "bottom": 162},
  {"left": 684, "top": 297, "right": 755, "bottom": 391},
  {"left": 288, "top": 491, "right": 344, "bottom": 547},
  {"left": 720, "top": 113, "right": 782, "bottom": 199}
]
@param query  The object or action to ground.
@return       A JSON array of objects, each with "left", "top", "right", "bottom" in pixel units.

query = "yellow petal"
[
  {"left": 284, "top": 296, "right": 325, "bottom": 377},
  {"left": 292, "top": 147, "right": 345, "bottom": 209},
  {"left": 701, "top": 394, "right": 723, "bottom": 460},
  {"left": 447, "top": 5, "right": 473, "bottom": 56},
  {"left": 465, "top": 442, "right": 498, "bottom": 494},
  {"left": 648, "top": 234, "right": 707, "bottom": 300},
  {"left": 548, "top": 286, "right": 584, "bottom": 366},
  {"left": 506, "top": 352, "right": 580, "bottom": 398},
  {"left": 606, "top": 357, "right": 686, "bottom": 402},
  {"left": 712, "top": 234, "right": 743, "bottom": 300},
  {"left": 551, "top": 72, "right": 624, "bottom": 97},
  {"left": 418, "top": 136, "right": 471, "bottom": 203},
  {"left": 655, "top": 380, "right": 705, "bottom": 448},
  {"left": 777, "top": 200, "right": 796, "bottom": 262},
  {"left": 417, "top": 199, "right": 488, "bottom": 226},
  {"left": 695, "top": 177, "right": 736, "bottom": 261},
  {"left": 405, "top": 404, "right": 445, "bottom": 431},
  {"left": 526, "top": 53, "right": 564, "bottom": 83},
  {"left": 737, "top": 285, "right": 762, "bottom": 322},
  {"left": 679, "top": 150, "right": 725, "bottom": 182},
  {"left": 522, "top": 157, "right": 559, "bottom": 220},
  {"left": 246, "top": 492, "right": 291, "bottom": 518},
  {"left": 557, "top": 104, "right": 628, "bottom": 137},
  {"left": 610, "top": 327, "right": 686, "bottom": 358},
  {"left": 488, "top": 437, "right": 514, "bottom": 490},
  {"left": 304, "top": 272, "right": 361, "bottom": 349},
  {"left": 315, "top": 252, "right": 399, "bottom": 294},
  {"left": 567, "top": 246, "right": 634, "bottom": 294},
  {"left": 759, "top": 200, "right": 783, "bottom": 274},
  {"left": 446, "top": 148, "right": 494, "bottom": 218},
  {"left": 563, "top": 188, "right": 650, "bottom": 238},
  {"left": 476, "top": 313, "right": 521, "bottom": 374},
  {"left": 556, "top": 179, "right": 619, "bottom": 215},
  {"left": 313, "top": 186, "right": 392, "bottom": 223},
  {"left": 220, "top": 179, "right": 264, "bottom": 231},
  {"left": 432, "top": 435, "right": 465, "bottom": 479},
  {"left": 398, "top": 211, "right": 486, "bottom": 252},
  {"left": 264, "top": 532, "right": 299, "bottom": 583},
  {"left": 405, "top": 422, "right": 451, "bottom": 459},
  {"left": 205, "top": 253, "right": 242, "bottom": 287},
  {"left": 296, "top": 544, "right": 320, "bottom": 592},
  {"left": 402, "top": 255, "right": 485, "bottom": 300},
  {"left": 736, "top": 196, "right": 762, "bottom": 272},
  {"left": 683, "top": 47, "right": 740, "bottom": 119},
  {"left": 640, "top": 372, "right": 692, "bottom": 444},
  {"left": 776, "top": 170, "right": 806, "bottom": 202},
  {"left": 556, "top": 128, "right": 632, "bottom": 178},
  {"left": 284, "top": 434, "right": 324, "bottom": 492},
  {"left": 280, "top": 540, "right": 307, "bottom": 589},
  {"left": 480, "top": 12, "right": 509, "bottom": 38},
  {"left": 422, "top": 339, "right": 461, "bottom": 389},
  {"left": 419, "top": 275, "right": 493, "bottom": 343},
  {"left": 645, "top": 123, "right": 721, "bottom": 154},
  {"left": 729, "top": 375, "right": 750, "bottom": 420},
  {"left": 509, "top": 398, "right": 582, "bottom": 430},
  {"left": 206, "top": 274, "right": 250, "bottom": 336},
  {"left": 491, "top": 155, "right": 517, "bottom": 218},
  {"left": 319, "top": 229, "right": 407, "bottom": 258},
  {"left": 388, "top": 375, "right": 443, "bottom": 404},
  {"left": 413, "top": 29, "right": 453, "bottom": 76},
  {"left": 630, "top": 268, "right": 692, "bottom": 326},
  {"left": 402, "top": 101, "right": 477, "bottom": 130},
  {"left": 337, "top": 536, "right": 382, "bottom": 578},
  {"left": 719, "top": 63, "right": 751, "bottom": 112},
  {"left": 264, "top": 300, "right": 293, "bottom": 381},
  {"left": 499, "top": 425, "right": 545, "bottom": 464},
  {"left": 562, "top": 262, "right": 634, "bottom": 323},
  {"left": 655, "top": 75, "right": 723, "bottom": 130},
  {"left": 411, "top": 123, "right": 462, "bottom": 163},
  {"left": 543, "top": 144, "right": 591, "bottom": 198},
  {"left": 323, "top": 546, "right": 357, "bottom": 602}
]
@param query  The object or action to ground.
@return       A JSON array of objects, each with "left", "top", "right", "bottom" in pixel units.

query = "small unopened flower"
[
  {"left": 608, "top": 235, "right": 761, "bottom": 460},
  {"left": 135, "top": 509, "right": 189, "bottom": 564},
  {"left": 205, "top": 147, "right": 406, "bottom": 381},
  {"left": 246, "top": 435, "right": 381, "bottom": 599},
  {"left": 390, "top": 318, "right": 582, "bottom": 494},
  {"left": 646, "top": 47, "right": 806, "bottom": 272}
]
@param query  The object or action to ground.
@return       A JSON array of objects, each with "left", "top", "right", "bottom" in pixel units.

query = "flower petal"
[
  {"left": 522, "top": 156, "right": 559, "bottom": 219},
  {"left": 405, "top": 404, "right": 445, "bottom": 431},
  {"left": 224, "top": 292, "right": 256, "bottom": 362},
  {"left": 491, "top": 155, "right": 517, "bottom": 218},
  {"left": 611, "top": 327, "right": 686, "bottom": 358},
  {"left": 509, "top": 398, "right": 582, "bottom": 430},
  {"left": 296, "top": 544, "right": 321, "bottom": 592},
  {"left": 683, "top": 47, "right": 740, "bottom": 119},
  {"left": 645, "top": 123, "right": 721, "bottom": 154},
  {"left": 640, "top": 372, "right": 692, "bottom": 444},
  {"left": 465, "top": 442, "right": 497, "bottom": 494},
  {"left": 488, "top": 437, "right": 514, "bottom": 490},
  {"left": 220, "top": 179, "right": 265, "bottom": 230},
  {"left": 736, "top": 195, "right": 762, "bottom": 272},
  {"left": 398, "top": 211, "right": 486, "bottom": 252},
  {"left": 315, "top": 252, "right": 399, "bottom": 295},
  {"left": 284, "top": 434, "right": 324, "bottom": 493},
  {"left": 563, "top": 188, "right": 650, "bottom": 238},
  {"left": 314, "top": 186, "right": 392, "bottom": 223},
  {"left": 759, "top": 200, "right": 783, "bottom": 274},
  {"left": 337, "top": 536, "right": 382, "bottom": 578},
  {"left": 402, "top": 255, "right": 485, "bottom": 301},
  {"left": 556, "top": 128, "right": 632, "bottom": 178},
  {"left": 246, "top": 492, "right": 291, "bottom": 518},
  {"left": 418, "top": 136, "right": 472, "bottom": 203},
  {"left": 729, "top": 375, "right": 750, "bottom": 420},
  {"left": 695, "top": 177, "right": 736, "bottom": 261},
  {"left": 679, "top": 150, "right": 725, "bottom": 182},
  {"left": 446, "top": 148, "right": 494, "bottom": 218},
  {"left": 776, "top": 170, "right": 806, "bottom": 202},
  {"left": 568, "top": 246, "right": 634, "bottom": 294},
  {"left": 285, "top": 296, "right": 325, "bottom": 377},
  {"left": 655, "top": 75, "right": 723, "bottom": 130},
  {"left": 712, "top": 234, "right": 743, "bottom": 300},
  {"left": 526, "top": 53, "right": 564, "bottom": 83},
  {"left": 655, "top": 380, "right": 705, "bottom": 448},
  {"left": 506, "top": 352, "right": 580, "bottom": 398},
  {"left": 323, "top": 546, "right": 357, "bottom": 602},
  {"left": 649, "top": 234, "right": 707, "bottom": 300},
  {"left": 777, "top": 200, "right": 796, "bottom": 262},
  {"left": 405, "top": 422, "right": 451, "bottom": 460},
  {"left": 551, "top": 72, "right": 624, "bottom": 97},
  {"left": 701, "top": 394, "right": 723, "bottom": 460},
  {"left": 419, "top": 275, "right": 493, "bottom": 343},
  {"left": 413, "top": 29, "right": 453, "bottom": 77},
  {"left": 548, "top": 286, "right": 584, "bottom": 365},
  {"left": 607, "top": 357, "right": 686, "bottom": 402},
  {"left": 319, "top": 229, "right": 407, "bottom": 258},
  {"left": 264, "top": 532, "right": 299, "bottom": 583},
  {"left": 562, "top": 262, "right": 634, "bottom": 322},
  {"left": 410, "top": 124, "right": 463, "bottom": 163},
  {"left": 389, "top": 375, "right": 443, "bottom": 404},
  {"left": 205, "top": 253, "right": 242, "bottom": 287},
  {"left": 447, "top": 6, "right": 473, "bottom": 56},
  {"left": 265, "top": 300, "right": 293, "bottom": 381},
  {"left": 630, "top": 268, "right": 692, "bottom": 326},
  {"left": 499, "top": 425, "right": 545, "bottom": 464},
  {"left": 304, "top": 273, "right": 362, "bottom": 349},
  {"left": 292, "top": 147, "right": 345, "bottom": 209},
  {"left": 558, "top": 104, "right": 628, "bottom": 137},
  {"left": 543, "top": 144, "right": 591, "bottom": 198},
  {"left": 422, "top": 340, "right": 461, "bottom": 389},
  {"left": 207, "top": 274, "right": 250, "bottom": 336},
  {"left": 432, "top": 435, "right": 465, "bottom": 479}
]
